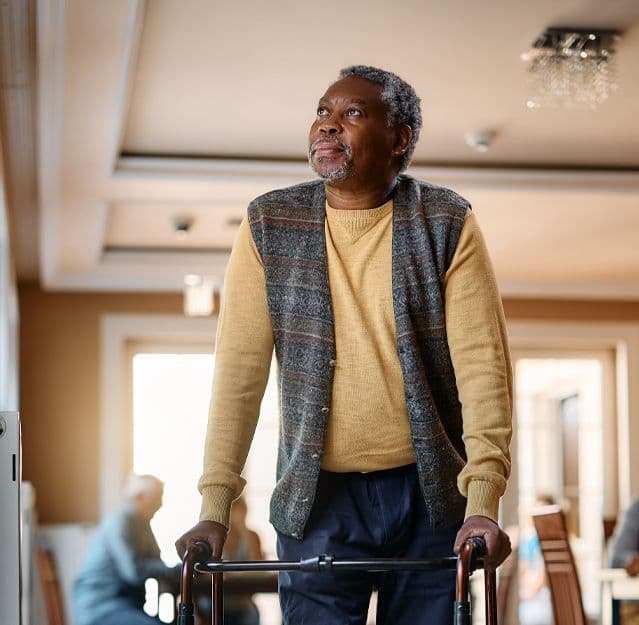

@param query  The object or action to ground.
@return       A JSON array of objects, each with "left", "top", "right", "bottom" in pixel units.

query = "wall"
[
  {"left": 18, "top": 284, "right": 639, "bottom": 524},
  {"left": 0, "top": 135, "right": 18, "bottom": 411},
  {"left": 18, "top": 284, "right": 182, "bottom": 523},
  {"left": 503, "top": 298, "right": 639, "bottom": 322}
]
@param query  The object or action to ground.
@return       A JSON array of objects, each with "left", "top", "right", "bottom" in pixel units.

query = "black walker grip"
[
  {"left": 467, "top": 536, "right": 487, "bottom": 557},
  {"left": 177, "top": 603, "right": 195, "bottom": 625},
  {"left": 454, "top": 600, "right": 472, "bottom": 625},
  {"left": 191, "top": 540, "right": 213, "bottom": 563}
]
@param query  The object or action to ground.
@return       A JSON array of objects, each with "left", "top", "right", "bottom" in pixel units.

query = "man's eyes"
[{"left": 316, "top": 107, "right": 362, "bottom": 118}]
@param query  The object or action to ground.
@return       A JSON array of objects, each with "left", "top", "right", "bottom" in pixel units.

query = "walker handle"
[
  {"left": 454, "top": 537, "right": 497, "bottom": 625},
  {"left": 177, "top": 541, "right": 212, "bottom": 625}
]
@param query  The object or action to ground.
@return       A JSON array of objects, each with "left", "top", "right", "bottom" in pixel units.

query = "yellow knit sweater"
[{"left": 199, "top": 201, "right": 512, "bottom": 528}]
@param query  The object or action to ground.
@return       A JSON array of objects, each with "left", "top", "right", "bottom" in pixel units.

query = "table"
[
  {"left": 600, "top": 568, "right": 639, "bottom": 625},
  {"left": 155, "top": 571, "right": 278, "bottom": 624},
  {"left": 194, "top": 572, "right": 279, "bottom": 625},
  {"left": 202, "top": 571, "right": 278, "bottom": 596}
]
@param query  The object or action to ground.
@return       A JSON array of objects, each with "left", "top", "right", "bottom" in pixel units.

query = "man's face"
[
  {"left": 138, "top": 487, "right": 163, "bottom": 521},
  {"left": 308, "top": 76, "right": 399, "bottom": 185}
]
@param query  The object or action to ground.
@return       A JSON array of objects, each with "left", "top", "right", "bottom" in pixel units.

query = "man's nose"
[{"left": 319, "top": 115, "right": 341, "bottom": 135}]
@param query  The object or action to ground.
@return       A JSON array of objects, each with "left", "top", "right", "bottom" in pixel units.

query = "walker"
[{"left": 177, "top": 537, "right": 497, "bottom": 625}]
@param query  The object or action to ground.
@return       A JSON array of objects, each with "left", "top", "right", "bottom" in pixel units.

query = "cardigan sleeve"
[
  {"left": 444, "top": 210, "right": 513, "bottom": 522},
  {"left": 197, "top": 217, "right": 274, "bottom": 528}
]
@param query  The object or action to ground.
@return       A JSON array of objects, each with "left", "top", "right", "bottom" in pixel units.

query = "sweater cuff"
[
  {"left": 199, "top": 485, "right": 235, "bottom": 529},
  {"left": 464, "top": 480, "right": 501, "bottom": 522}
]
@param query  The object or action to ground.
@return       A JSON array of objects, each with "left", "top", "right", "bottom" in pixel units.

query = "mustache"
[{"left": 308, "top": 138, "right": 349, "bottom": 156}]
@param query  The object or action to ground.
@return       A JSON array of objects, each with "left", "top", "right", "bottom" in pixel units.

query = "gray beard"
[{"left": 308, "top": 144, "right": 353, "bottom": 182}]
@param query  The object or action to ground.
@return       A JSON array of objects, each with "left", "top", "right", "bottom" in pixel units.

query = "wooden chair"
[
  {"left": 603, "top": 518, "right": 617, "bottom": 544},
  {"left": 532, "top": 505, "right": 586, "bottom": 625},
  {"left": 36, "top": 544, "right": 67, "bottom": 625}
]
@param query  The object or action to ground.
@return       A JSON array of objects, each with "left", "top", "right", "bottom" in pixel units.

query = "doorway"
[{"left": 512, "top": 349, "right": 616, "bottom": 619}]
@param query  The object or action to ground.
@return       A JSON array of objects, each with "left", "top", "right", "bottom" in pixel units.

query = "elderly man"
[
  {"left": 177, "top": 65, "right": 512, "bottom": 624},
  {"left": 74, "top": 474, "right": 178, "bottom": 625}
]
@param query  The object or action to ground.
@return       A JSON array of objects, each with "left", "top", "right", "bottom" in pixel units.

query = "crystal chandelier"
[{"left": 521, "top": 28, "right": 620, "bottom": 109}]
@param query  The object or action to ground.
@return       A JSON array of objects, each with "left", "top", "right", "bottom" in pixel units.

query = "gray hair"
[
  {"left": 338, "top": 65, "right": 422, "bottom": 171},
  {"left": 123, "top": 473, "right": 163, "bottom": 502}
]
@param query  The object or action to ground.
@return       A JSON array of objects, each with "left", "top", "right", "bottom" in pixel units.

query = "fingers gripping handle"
[
  {"left": 466, "top": 536, "right": 487, "bottom": 558},
  {"left": 178, "top": 541, "right": 213, "bottom": 625}
]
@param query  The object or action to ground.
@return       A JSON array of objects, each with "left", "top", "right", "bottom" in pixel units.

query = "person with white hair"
[
  {"left": 609, "top": 499, "right": 639, "bottom": 625},
  {"left": 73, "top": 474, "right": 179, "bottom": 625}
]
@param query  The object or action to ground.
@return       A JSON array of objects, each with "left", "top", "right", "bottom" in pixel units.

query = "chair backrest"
[
  {"left": 532, "top": 505, "right": 586, "bottom": 625},
  {"left": 603, "top": 517, "right": 617, "bottom": 543},
  {"left": 36, "top": 545, "right": 66, "bottom": 625}
]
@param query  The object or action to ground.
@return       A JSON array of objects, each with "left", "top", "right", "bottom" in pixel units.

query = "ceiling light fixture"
[
  {"left": 226, "top": 217, "right": 243, "bottom": 228},
  {"left": 521, "top": 28, "right": 620, "bottom": 109},
  {"left": 173, "top": 215, "right": 194, "bottom": 240},
  {"left": 464, "top": 130, "right": 498, "bottom": 153},
  {"left": 183, "top": 274, "right": 216, "bottom": 317}
]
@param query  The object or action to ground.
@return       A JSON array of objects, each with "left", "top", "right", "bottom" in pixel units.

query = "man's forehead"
[{"left": 319, "top": 75, "right": 384, "bottom": 104}]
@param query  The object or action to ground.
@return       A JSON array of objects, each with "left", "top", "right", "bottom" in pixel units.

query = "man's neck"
[{"left": 325, "top": 176, "right": 398, "bottom": 210}]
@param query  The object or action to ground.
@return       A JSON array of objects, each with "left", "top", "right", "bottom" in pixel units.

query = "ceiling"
[{"left": 1, "top": 0, "right": 639, "bottom": 298}]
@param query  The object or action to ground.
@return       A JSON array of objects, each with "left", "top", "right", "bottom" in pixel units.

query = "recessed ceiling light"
[
  {"left": 173, "top": 215, "right": 194, "bottom": 239},
  {"left": 183, "top": 275, "right": 217, "bottom": 317}
]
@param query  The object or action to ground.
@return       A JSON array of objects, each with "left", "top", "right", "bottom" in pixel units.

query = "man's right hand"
[{"left": 175, "top": 520, "right": 228, "bottom": 561}]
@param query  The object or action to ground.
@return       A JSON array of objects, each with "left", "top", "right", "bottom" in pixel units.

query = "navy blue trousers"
[{"left": 277, "top": 464, "right": 462, "bottom": 625}]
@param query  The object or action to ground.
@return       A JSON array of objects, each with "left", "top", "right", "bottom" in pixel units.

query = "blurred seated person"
[
  {"left": 223, "top": 496, "right": 264, "bottom": 625},
  {"left": 518, "top": 495, "right": 555, "bottom": 625},
  {"left": 610, "top": 498, "right": 639, "bottom": 625},
  {"left": 73, "top": 474, "right": 179, "bottom": 625}
]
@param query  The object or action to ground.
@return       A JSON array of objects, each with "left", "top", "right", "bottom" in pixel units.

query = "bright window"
[
  {"left": 131, "top": 349, "right": 281, "bottom": 623},
  {"left": 131, "top": 349, "right": 280, "bottom": 556},
  {"left": 132, "top": 352, "right": 215, "bottom": 565}
]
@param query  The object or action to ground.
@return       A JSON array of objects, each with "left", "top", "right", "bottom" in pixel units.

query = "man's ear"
[{"left": 391, "top": 124, "right": 412, "bottom": 158}]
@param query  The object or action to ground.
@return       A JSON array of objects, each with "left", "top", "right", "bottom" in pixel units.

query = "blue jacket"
[{"left": 72, "top": 505, "right": 178, "bottom": 625}]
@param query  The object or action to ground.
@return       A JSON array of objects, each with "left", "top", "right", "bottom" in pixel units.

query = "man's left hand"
[
  {"left": 625, "top": 555, "right": 639, "bottom": 577},
  {"left": 453, "top": 515, "right": 511, "bottom": 570}
]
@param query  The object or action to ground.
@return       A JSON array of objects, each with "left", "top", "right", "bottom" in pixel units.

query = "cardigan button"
[
  {"left": 321, "top": 406, "right": 329, "bottom": 413},
  {"left": 329, "top": 359, "right": 336, "bottom": 367}
]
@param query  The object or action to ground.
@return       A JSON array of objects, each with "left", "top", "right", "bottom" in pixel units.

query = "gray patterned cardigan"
[{"left": 248, "top": 174, "right": 469, "bottom": 538}]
